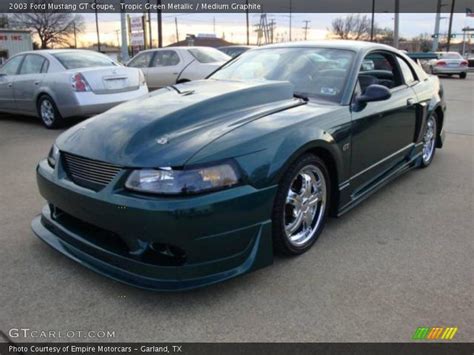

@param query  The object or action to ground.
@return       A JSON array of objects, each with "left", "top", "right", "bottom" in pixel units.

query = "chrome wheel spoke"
[
  {"left": 283, "top": 164, "right": 327, "bottom": 247},
  {"left": 422, "top": 117, "right": 436, "bottom": 162}
]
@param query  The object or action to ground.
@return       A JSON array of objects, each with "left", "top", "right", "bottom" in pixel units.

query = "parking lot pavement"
[{"left": 1, "top": 75, "right": 473, "bottom": 343}]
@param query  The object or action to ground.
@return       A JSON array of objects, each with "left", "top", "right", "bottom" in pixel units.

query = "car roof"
[
  {"left": 144, "top": 46, "right": 219, "bottom": 52},
  {"left": 218, "top": 45, "right": 254, "bottom": 49},
  {"left": 13, "top": 49, "right": 105, "bottom": 56},
  {"left": 258, "top": 40, "right": 398, "bottom": 53}
]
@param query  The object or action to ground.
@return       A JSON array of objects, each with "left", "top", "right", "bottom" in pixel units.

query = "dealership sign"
[{"left": 129, "top": 16, "right": 144, "bottom": 46}]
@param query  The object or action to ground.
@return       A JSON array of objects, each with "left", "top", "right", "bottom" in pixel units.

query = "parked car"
[
  {"left": 218, "top": 45, "right": 254, "bottom": 58},
  {"left": 0, "top": 49, "right": 148, "bottom": 128},
  {"left": 126, "top": 47, "right": 230, "bottom": 90},
  {"left": 33, "top": 41, "right": 446, "bottom": 291},
  {"left": 427, "top": 51, "right": 468, "bottom": 78}
]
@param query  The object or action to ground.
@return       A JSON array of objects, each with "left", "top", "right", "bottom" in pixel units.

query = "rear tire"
[
  {"left": 272, "top": 154, "right": 331, "bottom": 256},
  {"left": 37, "top": 95, "right": 63, "bottom": 129},
  {"left": 419, "top": 113, "right": 438, "bottom": 168},
  {"left": 460, "top": 72, "right": 467, "bottom": 79}
]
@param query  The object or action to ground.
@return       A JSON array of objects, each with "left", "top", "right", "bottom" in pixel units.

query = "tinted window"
[
  {"left": 397, "top": 57, "right": 416, "bottom": 84},
  {"left": 211, "top": 47, "right": 355, "bottom": 103},
  {"left": 52, "top": 51, "right": 116, "bottom": 69},
  {"left": 188, "top": 48, "right": 230, "bottom": 63},
  {"left": 151, "top": 50, "right": 180, "bottom": 66},
  {"left": 128, "top": 52, "right": 153, "bottom": 68},
  {"left": 20, "top": 55, "right": 46, "bottom": 74},
  {"left": 1, "top": 55, "right": 23, "bottom": 75}
]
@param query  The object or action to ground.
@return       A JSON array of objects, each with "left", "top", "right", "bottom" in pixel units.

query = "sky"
[{"left": 75, "top": 12, "right": 474, "bottom": 47}]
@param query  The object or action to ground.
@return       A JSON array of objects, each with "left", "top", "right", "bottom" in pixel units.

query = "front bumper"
[{"left": 32, "top": 159, "right": 276, "bottom": 291}]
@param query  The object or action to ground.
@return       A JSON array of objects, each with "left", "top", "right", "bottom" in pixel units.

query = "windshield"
[
  {"left": 188, "top": 48, "right": 230, "bottom": 63},
  {"left": 52, "top": 51, "right": 117, "bottom": 69},
  {"left": 210, "top": 47, "right": 355, "bottom": 103}
]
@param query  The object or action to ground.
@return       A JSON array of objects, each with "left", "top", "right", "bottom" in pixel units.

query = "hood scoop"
[{"left": 57, "top": 80, "right": 301, "bottom": 168}]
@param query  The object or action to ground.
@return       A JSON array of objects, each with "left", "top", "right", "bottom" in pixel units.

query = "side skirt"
[{"left": 336, "top": 149, "right": 422, "bottom": 217}]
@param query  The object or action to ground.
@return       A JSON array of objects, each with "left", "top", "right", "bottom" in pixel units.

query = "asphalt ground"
[{"left": 0, "top": 75, "right": 473, "bottom": 343}]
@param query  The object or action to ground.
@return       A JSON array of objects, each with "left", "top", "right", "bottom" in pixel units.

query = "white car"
[
  {"left": 428, "top": 52, "right": 468, "bottom": 79},
  {"left": 0, "top": 49, "right": 148, "bottom": 128},
  {"left": 127, "top": 47, "right": 230, "bottom": 90}
]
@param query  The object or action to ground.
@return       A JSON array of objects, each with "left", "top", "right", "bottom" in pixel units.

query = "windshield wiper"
[{"left": 293, "top": 92, "right": 309, "bottom": 102}]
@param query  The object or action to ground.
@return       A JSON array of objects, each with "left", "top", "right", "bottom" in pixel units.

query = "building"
[{"left": 0, "top": 29, "right": 33, "bottom": 63}]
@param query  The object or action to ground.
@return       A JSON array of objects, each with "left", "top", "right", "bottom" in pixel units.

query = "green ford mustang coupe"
[{"left": 32, "top": 41, "right": 446, "bottom": 291}]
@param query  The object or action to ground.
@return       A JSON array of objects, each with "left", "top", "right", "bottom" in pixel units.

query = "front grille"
[{"left": 62, "top": 152, "right": 122, "bottom": 190}]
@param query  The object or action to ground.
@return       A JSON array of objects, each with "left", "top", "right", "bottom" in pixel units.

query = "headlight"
[
  {"left": 47, "top": 144, "right": 60, "bottom": 168},
  {"left": 125, "top": 162, "right": 240, "bottom": 195}
]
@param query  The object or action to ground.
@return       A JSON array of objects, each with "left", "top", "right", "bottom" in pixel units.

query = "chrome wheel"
[
  {"left": 284, "top": 165, "right": 327, "bottom": 247},
  {"left": 422, "top": 116, "right": 436, "bottom": 163},
  {"left": 40, "top": 99, "right": 55, "bottom": 126}
]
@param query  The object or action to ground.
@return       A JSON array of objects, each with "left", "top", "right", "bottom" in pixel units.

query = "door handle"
[
  {"left": 7, "top": 82, "right": 12, "bottom": 88},
  {"left": 407, "top": 98, "right": 415, "bottom": 106},
  {"left": 34, "top": 81, "right": 40, "bottom": 85}
]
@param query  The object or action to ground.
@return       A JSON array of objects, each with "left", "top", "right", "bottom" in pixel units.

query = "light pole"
[
  {"left": 447, "top": 0, "right": 456, "bottom": 51},
  {"left": 370, "top": 0, "right": 375, "bottom": 41},
  {"left": 120, "top": 0, "right": 129, "bottom": 62},
  {"left": 393, "top": 0, "right": 399, "bottom": 48}
]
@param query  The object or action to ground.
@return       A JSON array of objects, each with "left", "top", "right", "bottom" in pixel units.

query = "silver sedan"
[
  {"left": 427, "top": 52, "right": 468, "bottom": 79},
  {"left": 127, "top": 47, "right": 230, "bottom": 90},
  {"left": 0, "top": 49, "right": 148, "bottom": 128}
]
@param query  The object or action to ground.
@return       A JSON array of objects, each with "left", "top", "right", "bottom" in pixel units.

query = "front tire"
[
  {"left": 37, "top": 95, "right": 63, "bottom": 129},
  {"left": 419, "top": 113, "right": 438, "bottom": 168},
  {"left": 272, "top": 154, "right": 331, "bottom": 255}
]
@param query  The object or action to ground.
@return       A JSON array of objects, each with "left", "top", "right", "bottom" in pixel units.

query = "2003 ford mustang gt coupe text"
[{"left": 32, "top": 41, "right": 446, "bottom": 291}]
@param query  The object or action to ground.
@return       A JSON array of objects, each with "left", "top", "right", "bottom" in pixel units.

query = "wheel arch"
[{"left": 273, "top": 140, "right": 343, "bottom": 217}]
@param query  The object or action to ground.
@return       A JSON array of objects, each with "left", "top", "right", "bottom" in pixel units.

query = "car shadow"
[{"left": 0, "top": 113, "right": 83, "bottom": 129}]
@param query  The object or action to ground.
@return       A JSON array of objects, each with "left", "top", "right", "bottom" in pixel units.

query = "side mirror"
[
  {"left": 356, "top": 84, "right": 391, "bottom": 105},
  {"left": 357, "top": 84, "right": 391, "bottom": 104}
]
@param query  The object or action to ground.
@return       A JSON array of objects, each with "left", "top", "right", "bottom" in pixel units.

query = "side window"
[
  {"left": 151, "top": 51, "right": 180, "bottom": 67},
  {"left": 0, "top": 55, "right": 24, "bottom": 75},
  {"left": 396, "top": 57, "right": 416, "bottom": 85},
  {"left": 358, "top": 52, "right": 403, "bottom": 93},
  {"left": 19, "top": 55, "right": 46, "bottom": 75},
  {"left": 128, "top": 52, "right": 153, "bottom": 68}
]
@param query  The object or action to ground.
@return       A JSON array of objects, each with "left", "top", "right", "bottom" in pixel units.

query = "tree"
[
  {"left": 10, "top": 13, "right": 84, "bottom": 49},
  {"left": 375, "top": 27, "right": 394, "bottom": 43},
  {"left": 412, "top": 33, "right": 433, "bottom": 52},
  {"left": 330, "top": 15, "right": 372, "bottom": 40}
]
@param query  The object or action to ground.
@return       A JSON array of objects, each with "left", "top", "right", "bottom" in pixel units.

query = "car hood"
[{"left": 56, "top": 79, "right": 304, "bottom": 167}]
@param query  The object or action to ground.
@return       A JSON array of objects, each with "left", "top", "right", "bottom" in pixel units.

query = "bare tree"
[
  {"left": 412, "top": 33, "right": 433, "bottom": 52},
  {"left": 330, "top": 15, "right": 372, "bottom": 40},
  {"left": 10, "top": 13, "right": 84, "bottom": 49}
]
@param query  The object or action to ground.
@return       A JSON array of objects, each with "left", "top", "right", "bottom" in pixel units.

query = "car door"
[
  {"left": 13, "top": 54, "right": 48, "bottom": 114},
  {"left": 127, "top": 51, "right": 154, "bottom": 86},
  {"left": 0, "top": 55, "right": 24, "bottom": 111},
  {"left": 146, "top": 50, "right": 182, "bottom": 89},
  {"left": 350, "top": 51, "right": 418, "bottom": 191}
]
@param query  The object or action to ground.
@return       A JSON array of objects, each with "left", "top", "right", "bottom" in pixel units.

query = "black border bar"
[
  {"left": 1, "top": 343, "right": 474, "bottom": 355},
  {"left": 2, "top": 0, "right": 474, "bottom": 13}
]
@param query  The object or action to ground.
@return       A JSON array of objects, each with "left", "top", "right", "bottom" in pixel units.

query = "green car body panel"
[{"left": 32, "top": 41, "right": 446, "bottom": 291}]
